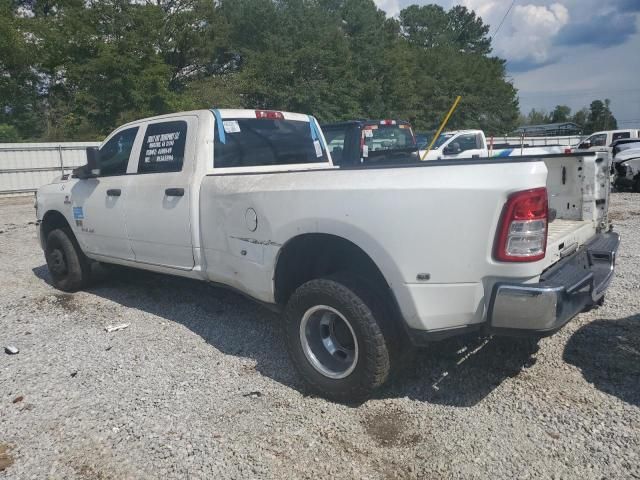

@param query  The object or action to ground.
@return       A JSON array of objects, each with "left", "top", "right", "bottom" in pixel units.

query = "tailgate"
[{"left": 542, "top": 152, "right": 611, "bottom": 269}]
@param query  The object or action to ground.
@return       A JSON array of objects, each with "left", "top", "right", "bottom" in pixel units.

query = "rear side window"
[
  {"left": 214, "top": 119, "right": 328, "bottom": 168},
  {"left": 99, "top": 127, "right": 139, "bottom": 176},
  {"left": 323, "top": 127, "right": 347, "bottom": 165},
  {"left": 138, "top": 121, "right": 187, "bottom": 174},
  {"left": 455, "top": 134, "right": 480, "bottom": 152},
  {"left": 612, "top": 132, "right": 630, "bottom": 142}
]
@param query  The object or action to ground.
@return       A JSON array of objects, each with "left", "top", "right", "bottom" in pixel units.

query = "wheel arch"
[
  {"left": 40, "top": 210, "right": 74, "bottom": 247},
  {"left": 273, "top": 233, "right": 401, "bottom": 316}
]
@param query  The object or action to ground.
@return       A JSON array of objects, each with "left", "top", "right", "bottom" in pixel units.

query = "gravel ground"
[{"left": 0, "top": 193, "right": 639, "bottom": 479}]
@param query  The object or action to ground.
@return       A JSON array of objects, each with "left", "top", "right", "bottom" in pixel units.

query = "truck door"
[
  {"left": 70, "top": 126, "right": 139, "bottom": 260},
  {"left": 123, "top": 118, "right": 195, "bottom": 270}
]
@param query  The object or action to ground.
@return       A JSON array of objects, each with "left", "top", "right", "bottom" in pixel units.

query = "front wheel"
[
  {"left": 284, "top": 274, "right": 392, "bottom": 403},
  {"left": 44, "top": 228, "right": 91, "bottom": 292}
]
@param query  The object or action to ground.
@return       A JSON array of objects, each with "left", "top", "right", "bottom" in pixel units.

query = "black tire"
[
  {"left": 44, "top": 228, "right": 91, "bottom": 292},
  {"left": 284, "top": 274, "right": 392, "bottom": 403}
]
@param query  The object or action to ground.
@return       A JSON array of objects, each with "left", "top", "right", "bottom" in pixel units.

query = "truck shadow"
[
  {"left": 379, "top": 335, "right": 539, "bottom": 405},
  {"left": 563, "top": 314, "right": 640, "bottom": 407},
  {"left": 33, "top": 265, "right": 540, "bottom": 407}
]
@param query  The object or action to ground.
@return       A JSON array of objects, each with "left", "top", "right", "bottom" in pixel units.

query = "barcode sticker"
[{"left": 314, "top": 140, "right": 323, "bottom": 158}]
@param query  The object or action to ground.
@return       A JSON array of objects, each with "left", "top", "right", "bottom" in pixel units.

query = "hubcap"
[
  {"left": 48, "top": 248, "right": 68, "bottom": 276},
  {"left": 299, "top": 305, "right": 359, "bottom": 379}
]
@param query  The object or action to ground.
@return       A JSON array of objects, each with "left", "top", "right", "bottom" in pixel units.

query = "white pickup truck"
[
  {"left": 36, "top": 109, "right": 620, "bottom": 402},
  {"left": 575, "top": 129, "right": 640, "bottom": 152},
  {"left": 420, "top": 129, "right": 564, "bottom": 160}
]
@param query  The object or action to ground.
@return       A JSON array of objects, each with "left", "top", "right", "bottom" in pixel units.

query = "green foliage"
[
  {"left": 520, "top": 100, "right": 618, "bottom": 134},
  {"left": 0, "top": 124, "right": 20, "bottom": 142},
  {"left": 585, "top": 99, "right": 617, "bottom": 133},
  {"left": 1, "top": 0, "right": 521, "bottom": 140},
  {"left": 550, "top": 105, "right": 571, "bottom": 123}
]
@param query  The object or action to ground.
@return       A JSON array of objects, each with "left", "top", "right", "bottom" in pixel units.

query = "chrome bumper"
[{"left": 488, "top": 231, "right": 620, "bottom": 336}]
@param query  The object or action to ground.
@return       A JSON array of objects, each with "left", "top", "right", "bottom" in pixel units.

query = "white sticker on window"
[
  {"left": 362, "top": 145, "right": 369, "bottom": 157},
  {"left": 314, "top": 140, "right": 323, "bottom": 158},
  {"left": 223, "top": 121, "right": 241, "bottom": 133},
  {"left": 363, "top": 129, "right": 373, "bottom": 138}
]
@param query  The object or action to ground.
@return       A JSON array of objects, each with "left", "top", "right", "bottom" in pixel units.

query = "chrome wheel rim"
[{"left": 299, "top": 305, "right": 359, "bottom": 379}]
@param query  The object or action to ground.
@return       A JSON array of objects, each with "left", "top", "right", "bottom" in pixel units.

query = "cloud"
[
  {"left": 495, "top": 3, "right": 569, "bottom": 71},
  {"left": 373, "top": 0, "right": 401, "bottom": 17},
  {"left": 555, "top": 11, "right": 637, "bottom": 48},
  {"left": 507, "top": 56, "right": 560, "bottom": 73}
]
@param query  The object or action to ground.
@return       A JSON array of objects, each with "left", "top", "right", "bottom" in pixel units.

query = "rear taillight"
[
  {"left": 494, "top": 188, "right": 548, "bottom": 262},
  {"left": 255, "top": 110, "right": 284, "bottom": 120},
  {"left": 380, "top": 120, "right": 397, "bottom": 125}
]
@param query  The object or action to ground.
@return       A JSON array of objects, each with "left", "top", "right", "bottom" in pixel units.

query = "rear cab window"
[
  {"left": 213, "top": 111, "right": 330, "bottom": 169},
  {"left": 362, "top": 123, "right": 416, "bottom": 154}
]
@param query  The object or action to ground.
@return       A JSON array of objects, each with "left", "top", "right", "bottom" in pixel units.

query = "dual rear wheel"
[{"left": 284, "top": 274, "right": 399, "bottom": 403}]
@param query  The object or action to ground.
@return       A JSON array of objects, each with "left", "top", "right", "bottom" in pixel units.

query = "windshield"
[
  {"left": 617, "top": 142, "right": 640, "bottom": 152},
  {"left": 432, "top": 133, "right": 455, "bottom": 149},
  {"left": 214, "top": 118, "right": 329, "bottom": 168}
]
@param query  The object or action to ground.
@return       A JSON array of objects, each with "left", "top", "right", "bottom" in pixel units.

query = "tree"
[
  {"left": 0, "top": 0, "right": 520, "bottom": 140},
  {"left": 0, "top": 124, "right": 20, "bottom": 142},
  {"left": 585, "top": 99, "right": 617, "bottom": 134},
  {"left": 571, "top": 108, "right": 589, "bottom": 131},
  {"left": 550, "top": 105, "right": 571, "bottom": 123},
  {"left": 399, "top": 4, "right": 491, "bottom": 54},
  {"left": 524, "top": 109, "right": 551, "bottom": 125}
]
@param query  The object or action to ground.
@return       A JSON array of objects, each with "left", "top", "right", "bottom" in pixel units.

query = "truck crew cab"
[
  {"left": 36, "top": 109, "right": 620, "bottom": 402},
  {"left": 321, "top": 119, "right": 419, "bottom": 165}
]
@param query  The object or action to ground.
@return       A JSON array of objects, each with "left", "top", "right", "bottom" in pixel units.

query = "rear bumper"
[
  {"left": 406, "top": 231, "right": 620, "bottom": 345},
  {"left": 487, "top": 231, "right": 620, "bottom": 336}
]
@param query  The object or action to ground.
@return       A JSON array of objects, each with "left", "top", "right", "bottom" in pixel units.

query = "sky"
[{"left": 373, "top": 0, "right": 640, "bottom": 127}]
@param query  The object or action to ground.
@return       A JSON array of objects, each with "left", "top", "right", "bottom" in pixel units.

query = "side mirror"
[
  {"left": 73, "top": 147, "right": 101, "bottom": 179},
  {"left": 579, "top": 141, "right": 591, "bottom": 150}
]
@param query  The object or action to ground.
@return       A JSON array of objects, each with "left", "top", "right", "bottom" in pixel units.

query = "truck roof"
[
  {"left": 441, "top": 130, "right": 483, "bottom": 135},
  {"left": 322, "top": 120, "right": 412, "bottom": 128},
  {"left": 118, "top": 109, "right": 315, "bottom": 129}
]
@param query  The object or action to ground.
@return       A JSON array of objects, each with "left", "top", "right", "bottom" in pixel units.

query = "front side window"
[
  {"left": 590, "top": 134, "right": 607, "bottom": 147},
  {"left": 214, "top": 118, "right": 329, "bottom": 168},
  {"left": 433, "top": 133, "right": 455, "bottom": 149},
  {"left": 138, "top": 121, "right": 188, "bottom": 174},
  {"left": 99, "top": 127, "right": 139, "bottom": 176}
]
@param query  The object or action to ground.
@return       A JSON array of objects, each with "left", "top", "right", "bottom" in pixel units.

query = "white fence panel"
[{"left": 0, "top": 142, "right": 99, "bottom": 196}]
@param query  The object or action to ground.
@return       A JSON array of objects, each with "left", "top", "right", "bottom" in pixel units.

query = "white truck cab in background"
[
  {"left": 575, "top": 129, "right": 640, "bottom": 152},
  {"left": 35, "top": 109, "right": 620, "bottom": 402},
  {"left": 420, "top": 129, "right": 564, "bottom": 160}
]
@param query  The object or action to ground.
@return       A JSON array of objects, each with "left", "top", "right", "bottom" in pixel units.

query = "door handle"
[
  {"left": 165, "top": 188, "right": 185, "bottom": 197},
  {"left": 106, "top": 189, "right": 121, "bottom": 197}
]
